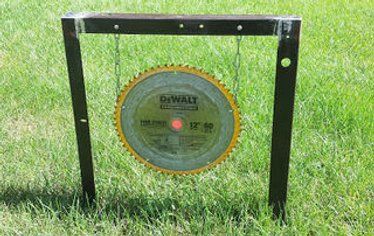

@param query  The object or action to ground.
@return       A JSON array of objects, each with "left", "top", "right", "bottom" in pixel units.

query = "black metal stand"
[{"left": 62, "top": 13, "right": 301, "bottom": 221}]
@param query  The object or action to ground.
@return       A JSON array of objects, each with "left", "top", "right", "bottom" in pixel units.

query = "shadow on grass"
[
  {"left": 0, "top": 185, "right": 266, "bottom": 225},
  {"left": 0, "top": 186, "right": 78, "bottom": 210}
]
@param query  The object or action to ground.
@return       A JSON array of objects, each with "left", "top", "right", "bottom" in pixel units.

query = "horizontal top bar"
[
  {"left": 63, "top": 12, "right": 301, "bottom": 21},
  {"left": 62, "top": 12, "right": 301, "bottom": 36}
]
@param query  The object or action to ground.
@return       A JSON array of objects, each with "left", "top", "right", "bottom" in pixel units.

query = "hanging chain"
[
  {"left": 114, "top": 34, "right": 121, "bottom": 95},
  {"left": 233, "top": 35, "right": 243, "bottom": 102}
]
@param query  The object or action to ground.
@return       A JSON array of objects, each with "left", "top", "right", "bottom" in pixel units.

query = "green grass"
[{"left": 0, "top": 0, "right": 373, "bottom": 234}]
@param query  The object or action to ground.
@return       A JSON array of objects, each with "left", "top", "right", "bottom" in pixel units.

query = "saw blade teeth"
[{"left": 114, "top": 64, "right": 241, "bottom": 175}]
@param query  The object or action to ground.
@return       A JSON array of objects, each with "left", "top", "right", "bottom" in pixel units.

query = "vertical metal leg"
[
  {"left": 62, "top": 18, "right": 96, "bottom": 203},
  {"left": 269, "top": 21, "right": 301, "bottom": 221}
]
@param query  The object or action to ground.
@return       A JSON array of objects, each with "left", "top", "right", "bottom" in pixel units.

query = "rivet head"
[
  {"left": 199, "top": 24, "right": 204, "bottom": 29},
  {"left": 114, "top": 24, "right": 119, "bottom": 30},
  {"left": 237, "top": 25, "right": 243, "bottom": 31},
  {"left": 179, "top": 23, "right": 184, "bottom": 29}
]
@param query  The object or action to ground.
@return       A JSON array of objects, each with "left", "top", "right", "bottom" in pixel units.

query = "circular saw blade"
[{"left": 115, "top": 65, "right": 240, "bottom": 174}]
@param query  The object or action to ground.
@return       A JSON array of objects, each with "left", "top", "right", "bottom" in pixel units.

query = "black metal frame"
[{"left": 62, "top": 12, "right": 301, "bottom": 221}]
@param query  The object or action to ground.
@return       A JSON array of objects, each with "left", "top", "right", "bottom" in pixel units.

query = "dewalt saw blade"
[{"left": 114, "top": 65, "right": 240, "bottom": 174}]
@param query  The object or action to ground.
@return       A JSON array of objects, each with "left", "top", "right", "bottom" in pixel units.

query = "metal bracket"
[{"left": 61, "top": 13, "right": 301, "bottom": 221}]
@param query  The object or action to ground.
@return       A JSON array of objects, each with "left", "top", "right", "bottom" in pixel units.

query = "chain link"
[
  {"left": 233, "top": 35, "right": 242, "bottom": 102},
  {"left": 114, "top": 34, "right": 121, "bottom": 95}
]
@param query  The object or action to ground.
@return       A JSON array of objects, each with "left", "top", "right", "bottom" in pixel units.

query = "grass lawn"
[{"left": 0, "top": 0, "right": 373, "bottom": 234}]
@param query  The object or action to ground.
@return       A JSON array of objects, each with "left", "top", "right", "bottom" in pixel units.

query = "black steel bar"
[
  {"left": 62, "top": 17, "right": 96, "bottom": 203},
  {"left": 269, "top": 20, "right": 301, "bottom": 221},
  {"left": 62, "top": 13, "right": 300, "bottom": 36}
]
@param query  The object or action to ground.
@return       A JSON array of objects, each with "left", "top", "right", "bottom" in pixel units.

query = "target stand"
[{"left": 62, "top": 13, "right": 301, "bottom": 221}]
